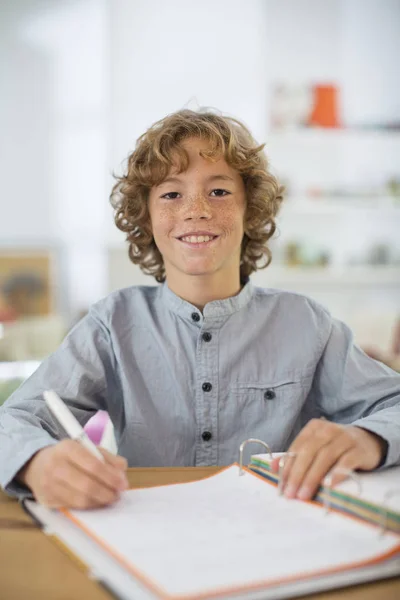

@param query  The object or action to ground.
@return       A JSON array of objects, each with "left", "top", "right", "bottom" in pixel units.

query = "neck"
[{"left": 166, "top": 271, "right": 243, "bottom": 311}]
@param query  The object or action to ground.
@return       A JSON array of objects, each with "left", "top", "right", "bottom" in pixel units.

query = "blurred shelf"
[
  {"left": 279, "top": 196, "right": 400, "bottom": 216},
  {"left": 267, "top": 128, "right": 400, "bottom": 143},
  {"left": 251, "top": 266, "right": 400, "bottom": 287},
  {"left": 0, "top": 360, "right": 41, "bottom": 380}
]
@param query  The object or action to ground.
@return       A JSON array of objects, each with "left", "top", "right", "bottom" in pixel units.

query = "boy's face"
[{"left": 148, "top": 137, "right": 246, "bottom": 285}]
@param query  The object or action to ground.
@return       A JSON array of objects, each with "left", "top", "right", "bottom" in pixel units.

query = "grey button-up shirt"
[{"left": 1, "top": 281, "right": 400, "bottom": 497}]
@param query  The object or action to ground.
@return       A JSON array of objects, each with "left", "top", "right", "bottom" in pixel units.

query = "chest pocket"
[{"left": 232, "top": 377, "right": 308, "bottom": 429}]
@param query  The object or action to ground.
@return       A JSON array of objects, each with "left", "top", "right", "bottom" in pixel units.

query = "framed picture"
[{"left": 0, "top": 249, "right": 55, "bottom": 320}]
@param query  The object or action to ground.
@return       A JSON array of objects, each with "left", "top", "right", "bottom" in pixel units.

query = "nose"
[{"left": 183, "top": 193, "right": 212, "bottom": 221}]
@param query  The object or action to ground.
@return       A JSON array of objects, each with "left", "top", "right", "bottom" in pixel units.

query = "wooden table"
[{"left": 1, "top": 467, "right": 399, "bottom": 600}]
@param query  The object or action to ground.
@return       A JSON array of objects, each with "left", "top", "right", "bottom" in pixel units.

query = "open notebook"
[{"left": 23, "top": 461, "right": 400, "bottom": 600}]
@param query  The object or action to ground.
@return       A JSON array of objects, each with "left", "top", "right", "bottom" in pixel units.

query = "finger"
[
  {"left": 37, "top": 478, "right": 98, "bottom": 509},
  {"left": 282, "top": 451, "right": 316, "bottom": 499},
  {"left": 35, "top": 471, "right": 106, "bottom": 510},
  {"left": 280, "top": 419, "right": 325, "bottom": 484},
  {"left": 42, "top": 477, "right": 118, "bottom": 510},
  {"left": 273, "top": 453, "right": 296, "bottom": 491},
  {"left": 271, "top": 457, "right": 280, "bottom": 473},
  {"left": 97, "top": 449, "right": 129, "bottom": 489},
  {"left": 100, "top": 449, "right": 128, "bottom": 471},
  {"left": 51, "top": 461, "right": 120, "bottom": 507},
  {"left": 327, "top": 448, "right": 363, "bottom": 489},
  {"left": 283, "top": 423, "right": 340, "bottom": 498},
  {"left": 61, "top": 441, "right": 128, "bottom": 491},
  {"left": 295, "top": 432, "right": 355, "bottom": 500}
]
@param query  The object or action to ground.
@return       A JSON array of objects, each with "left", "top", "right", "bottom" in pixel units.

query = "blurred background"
[{"left": 1, "top": 0, "right": 400, "bottom": 403}]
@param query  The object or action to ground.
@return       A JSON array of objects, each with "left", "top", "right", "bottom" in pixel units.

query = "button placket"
[{"left": 195, "top": 318, "right": 220, "bottom": 466}]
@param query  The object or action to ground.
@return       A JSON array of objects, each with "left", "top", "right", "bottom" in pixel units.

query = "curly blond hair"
[{"left": 110, "top": 109, "right": 284, "bottom": 283}]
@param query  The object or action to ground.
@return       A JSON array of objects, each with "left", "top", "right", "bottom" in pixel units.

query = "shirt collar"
[{"left": 160, "top": 279, "right": 254, "bottom": 323}]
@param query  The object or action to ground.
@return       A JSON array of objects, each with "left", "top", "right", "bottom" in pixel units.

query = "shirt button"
[
  {"left": 202, "top": 431, "right": 212, "bottom": 441},
  {"left": 202, "top": 382, "right": 212, "bottom": 392},
  {"left": 191, "top": 312, "right": 200, "bottom": 322},
  {"left": 202, "top": 332, "right": 212, "bottom": 342},
  {"left": 264, "top": 389, "right": 276, "bottom": 400}
]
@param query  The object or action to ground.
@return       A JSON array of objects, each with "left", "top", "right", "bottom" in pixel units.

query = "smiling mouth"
[{"left": 177, "top": 234, "right": 219, "bottom": 246}]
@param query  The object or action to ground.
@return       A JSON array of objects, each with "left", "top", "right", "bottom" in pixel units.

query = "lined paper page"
[{"left": 66, "top": 466, "right": 400, "bottom": 599}]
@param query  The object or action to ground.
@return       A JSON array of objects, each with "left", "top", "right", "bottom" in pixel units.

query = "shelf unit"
[
  {"left": 257, "top": 126, "right": 400, "bottom": 341},
  {"left": 251, "top": 265, "right": 400, "bottom": 288},
  {"left": 0, "top": 360, "right": 40, "bottom": 380},
  {"left": 267, "top": 127, "right": 400, "bottom": 142},
  {"left": 266, "top": 127, "right": 400, "bottom": 196},
  {"left": 280, "top": 196, "right": 400, "bottom": 216}
]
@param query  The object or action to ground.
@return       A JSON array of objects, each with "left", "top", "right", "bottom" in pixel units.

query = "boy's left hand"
[{"left": 271, "top": 420, "right": 387, "bottom": 501}]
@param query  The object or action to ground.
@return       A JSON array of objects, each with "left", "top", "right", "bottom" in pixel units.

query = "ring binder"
[
  {"left": 22, "top": 462, "right": 400, "bottom": 599},
  {"left": 323, "top": 468, "right": 361, "bottom": 514},
  {"left": 239, "top": 438, "right": 272, "bottom": 476},
  {"left": 278, "top": 452, "right": 297, "bottom": 496},
  {"left": 380, "top": 489, "right": 400, "bottom": 536}
]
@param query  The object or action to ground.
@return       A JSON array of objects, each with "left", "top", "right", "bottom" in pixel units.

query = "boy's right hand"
[{"left": 17, "top": 440, "right": 128, "bottom": 509}]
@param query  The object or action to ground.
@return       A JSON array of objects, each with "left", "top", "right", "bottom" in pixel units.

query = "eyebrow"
[{"left": 159, "top": 174, "right": 235, "bottom": 186}]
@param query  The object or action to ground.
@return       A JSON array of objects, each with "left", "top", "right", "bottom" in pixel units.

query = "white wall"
[
  {"left": 1, "top": 0, "right": 399, "bottom": 330},
  {"left": 0, "top": 5, "right": 53, "bottom": 242},
  {"left": 106, "top": 0, "right": 400, "bottom": 335},
  {"left": 107, "top": 0, "right": 271, "bottom": 245},
  {"left": 1, "top": 0, "right": 109, "bottom": 316},
  {"left": 341, "top": 0, "right": 400, "bottom": 127}
]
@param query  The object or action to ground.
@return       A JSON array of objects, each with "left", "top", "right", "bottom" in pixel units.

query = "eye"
[
  {"left": 161, "top": 192, "right": 181, "bottom": 200},
  {"left": 210, "top": 189, "right": 230, "bottom": 197}
]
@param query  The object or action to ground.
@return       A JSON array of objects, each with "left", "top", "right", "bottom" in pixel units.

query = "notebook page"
[
  {"left": 65, "top": 466, "right": 400, "bottom": 600},
  {"left": 252, "top": 453, "right": 400, "bottom": 511}
]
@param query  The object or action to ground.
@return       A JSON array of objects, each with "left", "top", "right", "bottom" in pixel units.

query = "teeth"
[{"left": 181, "top": 235, "right": 214, "bottom": 243}]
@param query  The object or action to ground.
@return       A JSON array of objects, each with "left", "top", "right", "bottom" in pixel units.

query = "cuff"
[
  {"left": 2, "top": 437, "right": 58, "bottom": 499},
  {"left": 350, "top": 417, "right": 400, "bottom": 469}
]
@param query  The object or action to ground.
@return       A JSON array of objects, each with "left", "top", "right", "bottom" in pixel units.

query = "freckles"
[
  {"left": 219, "top": 205, "right": 234, "bottom": 226},
  {"left": 158, "top": 205, "right": 178, "bottom": 228},
  {"left": 159, "top": 207, "right": 170, "bottom": 221},
  {"left": 160, "top": 202, "right": 180, "bottom": 216},
  {"left": 217, "top": 201, "right": 244, "bottom": 234}
]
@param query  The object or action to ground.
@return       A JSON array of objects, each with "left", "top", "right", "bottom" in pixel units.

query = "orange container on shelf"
[{"left": 308, "top": 84, "right": 340, "bottom": 128}]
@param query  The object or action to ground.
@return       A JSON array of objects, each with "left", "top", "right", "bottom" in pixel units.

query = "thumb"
[
  {"left": 99, "top": 448, "right": 128, "bottom": 471},
  {"left": 271, "top": 457, "right": 280, "bottom": 473}
]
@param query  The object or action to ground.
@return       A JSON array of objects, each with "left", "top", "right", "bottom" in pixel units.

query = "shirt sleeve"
[
  {"left": 311, "top": 316, "right": 400, "bottom": 468},
  {"left": 0, "top": 307, "right": 117, "bottom": 497}
]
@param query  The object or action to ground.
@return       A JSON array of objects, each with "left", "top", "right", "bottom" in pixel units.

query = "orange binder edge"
[{"left": 60, "top": 465, "right": 400, "bottom": 600}]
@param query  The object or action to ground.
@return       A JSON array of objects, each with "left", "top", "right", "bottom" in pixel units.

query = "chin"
[
  {"left": 179, "top": 262, "right": 218, "bottom": 277},
  {"left": 184, "top": 267, "right": 216, "bottom": 277}
]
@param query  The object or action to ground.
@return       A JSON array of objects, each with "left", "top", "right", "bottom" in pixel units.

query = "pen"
[{"left": 43, "top": 389, "right": 105, "bottom": 462}]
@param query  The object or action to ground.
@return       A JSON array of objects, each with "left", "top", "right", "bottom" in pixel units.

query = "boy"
[{"left": 0, "top": 109, "right": 399, "bottom": 509}]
